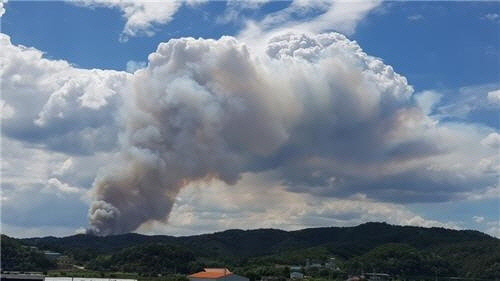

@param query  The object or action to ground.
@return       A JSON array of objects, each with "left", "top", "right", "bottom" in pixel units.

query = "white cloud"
[
  {"left": 436, "top": 83, "right": 500, "bottom": 120},
  {"left": 53, "top": 157, "right": 74, "bottom": 176},
  {"left": 238, "top": 0, "right": 381, "bottom": 49},
  {"left": 75, "top": 0, "right": 187, "bottom": 41},
  {"left": 473, "top": 216, "right": 485, "bottom": 223},
  {"left": 0, "top": 99, "right": 15, "bottom": 119},
  {"left": 481, "top": 132, "right": 500, "bottom": 149},
  {"left": 216, "top": 0, "right": 270, "bottom": 25},
  {"left": 73, "top": 0, "right": 380, "bottom": 42},
  {"left": 271, "top": 0, "right": 379, "bottom": 35},
  {"left": 486, "top": 221, "right": 500, "bottom": 238},
  {"left": 487, "top": 89, "right": 500, "bottom": 105},
  {"left": 44, "top": 177, "right": 83, "bottom": 195},
  {"left": 414, "top": 90, "right": 441, "bottom": 115},
  {"left": 408, "top": 14, "right": 423, "bottom": 21},
  {"left": 0, "top": 0, "right": 7, "bottom": 17},
  {"left": 126, "top": 60, "right": 147, "bottom": 73},
  {"left": 0, "top": 33, "right": 130, "bottom": 154},
  {"left": 483, "top": 13, "right": 499, "bottom": 22}
]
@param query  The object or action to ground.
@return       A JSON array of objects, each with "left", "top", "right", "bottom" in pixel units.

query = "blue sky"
[
  {"left": 4, "top": 1, "right": 498, "bottom": 87},
  {"left": 1, "top": 1, "right": 499, "bottom": 237}
]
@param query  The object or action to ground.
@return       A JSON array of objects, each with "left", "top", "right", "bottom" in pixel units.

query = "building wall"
[
  {"left": 45, "top": 278, "right": 136, "bottom": 281},
  {"left": 1, "top": 274, "right": 44, "bottom": 281}
]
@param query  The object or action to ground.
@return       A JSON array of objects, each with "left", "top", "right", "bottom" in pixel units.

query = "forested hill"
[
  {"left": 3, "top": 222, "right": 499, "bottom": 279},
  {"left": 19, "top": 222, "right": 493, "bottom": 255}
]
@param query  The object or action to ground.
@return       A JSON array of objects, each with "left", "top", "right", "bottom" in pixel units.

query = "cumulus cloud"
[
  {"left": 86, "top": 32, "right": 497, "bottom": 235},
  {"left": 0, "top": 135, "right": 100, "bottom": 234},
  {"left": 0, "top": 33, "right": 130, "bottom": 154},
  {"left": 487, "top": 89, "right": 500, "bottom": 105}
]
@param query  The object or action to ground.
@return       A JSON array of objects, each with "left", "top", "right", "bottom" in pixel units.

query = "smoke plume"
[{"left": 86, "top": 32, "right": 420, "bottom": 235}]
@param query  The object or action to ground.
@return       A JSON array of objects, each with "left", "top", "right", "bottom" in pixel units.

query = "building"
[
  {"left": 1, "top": 273, "right": 44, "bottom": 281},
  {"left": 289, "top": 272, "right": 304, "bottom": 280},
  {"left": 325, "top": 258, "right": 338, "bottom": 270},
  {"left": 188, "top": 268, "right": 248, "bottom": 281},
  {"left": 43, "top": 251, "right": 62, "bottom": 261},
  {"left": 45, "top": 277, "right": 136, "bottom": 281}
]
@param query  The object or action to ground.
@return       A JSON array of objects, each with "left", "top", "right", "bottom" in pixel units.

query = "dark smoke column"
[
  {"left": 86, "top": 36, "right": 281, "bottom": 235},
  {"left": 88, "top": 157, "right": 182, "bottom": 235}
]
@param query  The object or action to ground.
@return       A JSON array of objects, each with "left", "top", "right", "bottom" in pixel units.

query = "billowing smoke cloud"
[
  {"left": 1, "top": 30, "right": 495, "bottom": 236},
  {"left": 88, "top": 32, "right": 497, "bottom": 235}
]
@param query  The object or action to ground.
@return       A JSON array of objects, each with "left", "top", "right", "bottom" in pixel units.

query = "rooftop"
[{"left": 188, "top": 268, "right": 232, "bottom": 279}]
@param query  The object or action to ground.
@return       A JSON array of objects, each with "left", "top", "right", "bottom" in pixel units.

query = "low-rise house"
[
  {"left": 43, "top": 251, "right": 62, "bottom": 261},
  {"left": 289, "top": 272, "right": 304, "bottom": 280},
  {"left": 188, "top": 268, "right": 248, "bottom": 281}
]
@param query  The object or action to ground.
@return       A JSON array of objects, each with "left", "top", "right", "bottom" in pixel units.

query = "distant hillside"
[
  {"left": 20, "top": 222, "right": 493, "bottom": 256},
  {"left": 3, "top": 222, "right": 499, "bottom": 279},
  {"left": 0, "top": 234, "right": 55, "bottom": 271}
]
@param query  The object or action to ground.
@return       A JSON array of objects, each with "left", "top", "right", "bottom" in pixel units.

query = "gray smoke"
[{"left": 87, "top": 32, "right": 418, "bottom": 235}]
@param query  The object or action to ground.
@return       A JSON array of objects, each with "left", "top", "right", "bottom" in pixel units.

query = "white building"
[
  {"left": 45, "top": 277, "right": 136, "bottom": 281},
  {"left": 289, "top": 272, "right": 304, "bottom": 280},
  {"left": 188, "top": 268, "right": 248, "bottom": 281}
]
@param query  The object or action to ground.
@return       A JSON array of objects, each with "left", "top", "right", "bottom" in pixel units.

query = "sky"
[{"left": 1, "top": 0, "right": 499, "bottom": 238}]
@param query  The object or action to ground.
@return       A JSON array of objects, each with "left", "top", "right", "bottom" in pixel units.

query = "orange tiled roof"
[{"left": 188, "top": 269, "right": 232, "bottom": 279}]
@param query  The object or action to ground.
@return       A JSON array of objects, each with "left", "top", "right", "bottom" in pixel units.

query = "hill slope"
[
  {"left": 3, "top": 222, "right": 498, "bottom": 279},
  {"left": 20, "top": 222, "right": 493, "bottom": 256}
]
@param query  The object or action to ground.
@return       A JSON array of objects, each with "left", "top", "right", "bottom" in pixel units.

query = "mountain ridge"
[{"left": 3, "top": 222, "right": 499, "bottom": 279}]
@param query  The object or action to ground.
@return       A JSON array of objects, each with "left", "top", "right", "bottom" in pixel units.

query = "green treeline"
[{"left": 1, "top": 223, "right": 498, "bottom": 280}]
